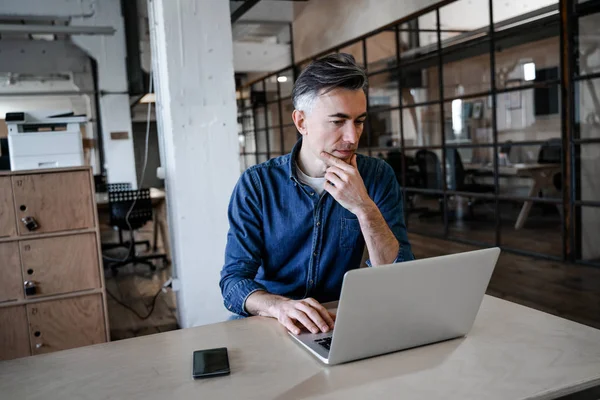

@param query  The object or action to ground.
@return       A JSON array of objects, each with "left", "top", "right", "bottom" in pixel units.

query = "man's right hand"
[{"left": 245, "top": 291, "right": 335, "bottom": 335}]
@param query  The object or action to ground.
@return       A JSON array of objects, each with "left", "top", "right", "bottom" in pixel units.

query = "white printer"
[{"left": 6, "top": 111, "right": 86, "bottom": 171}]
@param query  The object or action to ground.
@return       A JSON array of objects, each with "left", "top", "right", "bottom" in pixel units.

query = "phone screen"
[{"left": 192, "top": 347, "right": 230, "bottom": 379}]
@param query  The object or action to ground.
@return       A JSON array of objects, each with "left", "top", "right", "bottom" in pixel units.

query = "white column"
[{"left": 148, "top": 0, "right": 240, "bottom": 327}]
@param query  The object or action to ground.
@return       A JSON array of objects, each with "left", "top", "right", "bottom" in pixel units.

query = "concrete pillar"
[{"left": 148, "top": 0, "right": 240, "bottom": 327}]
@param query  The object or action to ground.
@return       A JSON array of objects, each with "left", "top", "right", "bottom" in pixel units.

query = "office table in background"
[
  {"left": 465, "top": 163, "right": 561, "bottom": 230},
  {"left": 96, "top": 187, "right": 169, "bottom": 256},
  {"left": 1, "top": 295, "right": 599, "bottom": 399}
]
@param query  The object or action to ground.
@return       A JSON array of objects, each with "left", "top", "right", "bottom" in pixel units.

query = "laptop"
[{"left": 289, "top": 247, "right": 500, "bottom": 365}]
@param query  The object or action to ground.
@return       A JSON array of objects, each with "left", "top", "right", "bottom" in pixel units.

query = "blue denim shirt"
[{"left": 220, "top": 140, "right": 414, "bottom": 316}]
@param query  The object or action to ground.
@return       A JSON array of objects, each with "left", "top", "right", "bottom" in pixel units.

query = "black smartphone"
[{"left": 192, "top": 347, "right": 230, "bottom": 379}]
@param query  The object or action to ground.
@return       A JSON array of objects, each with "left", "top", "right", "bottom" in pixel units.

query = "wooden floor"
[
  {"left": 100, "top": 215, "right": 179, "bottom": 341},
  {"left": 99, "top": 206, "right": 600, "bottom": 342}
]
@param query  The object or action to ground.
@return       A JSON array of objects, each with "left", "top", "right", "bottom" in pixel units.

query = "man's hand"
[
  {"left": 245, "top": 291, "right": 335, "bottom": 335},
  {"left": 320, "top": 152, "right": 374, "bottom": 217}
]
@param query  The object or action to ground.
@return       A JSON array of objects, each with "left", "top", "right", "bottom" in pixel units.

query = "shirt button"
[
  {"left": 313, "top": 252, "right": 317, "bottom": 257},
  {"left": 309, "top": 280, "right": 314, "bottom": 285},
  {"left": 310, "top": 192, "right": 315, "bottom": 196},
  {"left": 316, "top": 221, "right": 321, "bottom": 226}
]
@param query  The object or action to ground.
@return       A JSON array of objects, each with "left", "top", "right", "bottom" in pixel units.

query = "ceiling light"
[{"left": 277, "top": 76, "right": 288, "bottom": 83}]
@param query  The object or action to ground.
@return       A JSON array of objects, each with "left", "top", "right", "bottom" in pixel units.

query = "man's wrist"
[{"left": 355, "top": 199, "right": 378, "bottom": 221}]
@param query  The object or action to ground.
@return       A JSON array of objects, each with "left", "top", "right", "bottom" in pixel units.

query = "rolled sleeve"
[
  {"left": 365, "top": 160, "right": 415, "bottom": 267},
  {"left": 220, "top": 169, "right": 266, "bottom": 316}
]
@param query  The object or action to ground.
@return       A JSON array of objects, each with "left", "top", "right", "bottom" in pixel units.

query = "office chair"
[
  {"left": 414, "top": 149, "right": 445, "bottom": 219},
  {"left": 385, "top": 150, "right": 425, "bottom": 216},
  {"left": 102, "top": 183, "right": 151, "bottom": 252},
  {"left": 537, "top": 138, "right": 563, "bottom": 214},
  {"left": 446, "top": 149, "right": 496, "bottom": 218},
  {"left": 104, "top": 188, "right": 167, "bottom": 275}
]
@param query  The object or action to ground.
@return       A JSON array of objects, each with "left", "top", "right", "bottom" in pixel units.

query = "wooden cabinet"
[
  {"left": 12, "top": 170, "right": 94, "bottom": 235},
  {"left": 0, "top": 242, "right": 23, "bottom": 303},
  {"left": 0, "top": 176, "right": 17, "bottom": 238},
  {"left": 27, "top": 295, "right": 106, "bottom": 355},
  {"left": 0, "top": 306, "right": 31, "bottom": 361},
  {"left": 0, "top": 167, "right": 109, "bottom": 361},
  {"left": 20, "top": 233, "right": 100, "bottom": 297}
]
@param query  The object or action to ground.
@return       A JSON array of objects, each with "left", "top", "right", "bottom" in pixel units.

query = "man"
[{"left": 220, "top": 53, "right": 414, "bottom": 335}]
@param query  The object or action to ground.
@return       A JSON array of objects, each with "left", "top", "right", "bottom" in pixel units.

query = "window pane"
[
  {"left": 578, "top": 206, "right": 600, "bottom": 263},
  {"left": 283, "top": 125, "right": 299, "bottom": 153},
  {"left": 368, "top": 70, "right": 399, "bottom": 108},
  {"left": 444, "top": 97, "right": 492, "bottom": 147},
  {"left": 242, "top": 154, "right": 257, "bottom": 170},
  {"left": 340, "top": 41, "right": 364, "bottom": 66},
  {"left": 447, "top": 194, "right": 496, "bottom": 246},
  {"left": 265, "top": 77, "right": 278, "bottom": 102},
  {"left": 366, "top": 30, "right": 397, "bottom": 73},
  {"left": 492, "top": 0, "right": 558, "bottom": 24},
  {"left": 496, "top": 86, "right": 561, "bottom": 147},
  {"left": 267, "top": 128, "right": 282, "bottom": 154},
  {"left": 254, "top": 106, "right": 267, "bottom": 130},
  {"left": 268, "top": 101, "right": 282, "bottom": 127},
  {"left": 578, "top": 13, "right": 600, "bottom": 75},
  {"left": 495, "top": 35, "right": 560, "bottom": 90},
  {"left": 256, "top": 129, "right": 268, "bottom": 153},
  {"left": 576, "top": 78, "right": 600, "bottom": 139},
  {"left": 441, "top": 0, "right": 490, "bottom": 32},
  {"left": 369, "top": 108, "right": 400, "bottom": 149},
  {"left": 280, "top": 97, "right": 294, "bottom": 125},
  {"left": 501, "top": 199, "right": 562, "bottom": 258},
  {"left": 278, "top": 68, "right": 294, "bottom": 98},
  {"left": 402, "top": 104, "right": 442, "bottom": 147},
  {"left": 405, "top": 190, "right": 446, "bottom": 236},
  {"left": 443, "top": 47, "right": 491, "bottom": 97},
  {"left": 577, "top": 143, "right": 600, "bottom": 202}
]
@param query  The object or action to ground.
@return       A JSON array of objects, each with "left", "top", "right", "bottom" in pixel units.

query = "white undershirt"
[{"left": 296, "top": 162, "right": 327, "bottom": 196}]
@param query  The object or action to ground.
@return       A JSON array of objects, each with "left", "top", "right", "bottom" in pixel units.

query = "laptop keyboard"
[{"left": 315, "top": 337, "right": 332, "bottom": 351}]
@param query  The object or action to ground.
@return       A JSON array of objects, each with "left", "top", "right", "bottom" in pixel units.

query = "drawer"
[
  {"left": 20, "top": 233, "right": 100, "bottom": 298},
  {"left": 27, "top": 294, "right": 106, "bottom": 355},
  {"left": 0, "top": 176, "right": 17, "bottom": 238},
  {"left": 0, "top": 242, "right": 24, "bottom": 303},
  {"left": 0, "top": 305, "right": 31, "bottom": 361},
  {"left": 12, "top": 170, "right": 94, "bottom": 235}
]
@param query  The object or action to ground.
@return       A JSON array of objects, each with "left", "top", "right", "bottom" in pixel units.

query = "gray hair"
[{"left": 292, "top": 53, "right": 368, "bottom": 114}]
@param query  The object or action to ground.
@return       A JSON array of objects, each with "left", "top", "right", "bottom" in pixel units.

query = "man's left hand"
[{"left": 320, "top": 152, "right": 374, "bottom": 216}]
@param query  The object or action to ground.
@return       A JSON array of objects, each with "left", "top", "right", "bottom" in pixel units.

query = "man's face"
[{"left": 296, "top": 88, "right": 367, "bottom": 164}]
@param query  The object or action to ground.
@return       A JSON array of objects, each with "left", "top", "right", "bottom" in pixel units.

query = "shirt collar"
[{"left": 288, "top": 137, "right": 303, "bottom": 183}]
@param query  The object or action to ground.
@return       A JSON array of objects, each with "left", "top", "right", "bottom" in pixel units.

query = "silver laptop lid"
[{"left": 327, "top": 247, "right": 500, "bottom": 365}]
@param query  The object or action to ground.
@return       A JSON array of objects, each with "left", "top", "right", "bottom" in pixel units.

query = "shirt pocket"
[{"left": 340, "top": 217, "right": 361, "bottom": 249}]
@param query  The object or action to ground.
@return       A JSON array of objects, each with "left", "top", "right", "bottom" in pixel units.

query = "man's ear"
[{"left": 292, "top": 109, "right": 308, "bottom": 136}]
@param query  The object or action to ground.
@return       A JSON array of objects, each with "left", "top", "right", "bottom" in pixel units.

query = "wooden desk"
[
  {"left": 465, "top": 163, "right": 561, "bottom": 230},
  {"left": 96, "top": 188, "right": 170, "bottom": 256},
  {"left": 1, "top": 296, "right": 599, "bottom": 399}
]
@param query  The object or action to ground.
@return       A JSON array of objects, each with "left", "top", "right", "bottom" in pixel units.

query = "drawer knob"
[
  {"left": 24, "top": 281, "right": 37, "bottom": 296},
  {"left": 21, "top": 216, "right": 39, "bottom": 231},
  {"left": 35, "top": 343, "right": 43, "bottom": 349}
]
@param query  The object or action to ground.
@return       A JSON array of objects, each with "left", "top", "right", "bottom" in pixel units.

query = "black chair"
[
  {"left": 538, "top": 138, "right": 562, "bottom": 164},
  {"left": 104, "top": 189, "right": 167, "bottom": 275},
  {"left": 102, "top": 183, "right": 151, "bottom": 252},
  {"left": 446, "top": 149, "right": 496, "bottom": 218},
  {"left": 385, "top": 150, "right": 425, "bottom": 216},
  {"left": 414, "top": 149, "right": 445, "bottom": 219}
]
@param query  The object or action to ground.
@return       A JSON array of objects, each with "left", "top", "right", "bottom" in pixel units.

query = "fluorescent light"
[
  {"left": 452, "top": 99, "right": 463, "bottom": 136},
  {"left": 140, "top": 93, "right": 156, "bottom": 103},
  {"left": 277, "top": 76, "right": 288, "bottom": 83},
  {"left": 523, "top": 62, "right": 536, "bottom": 81}
]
